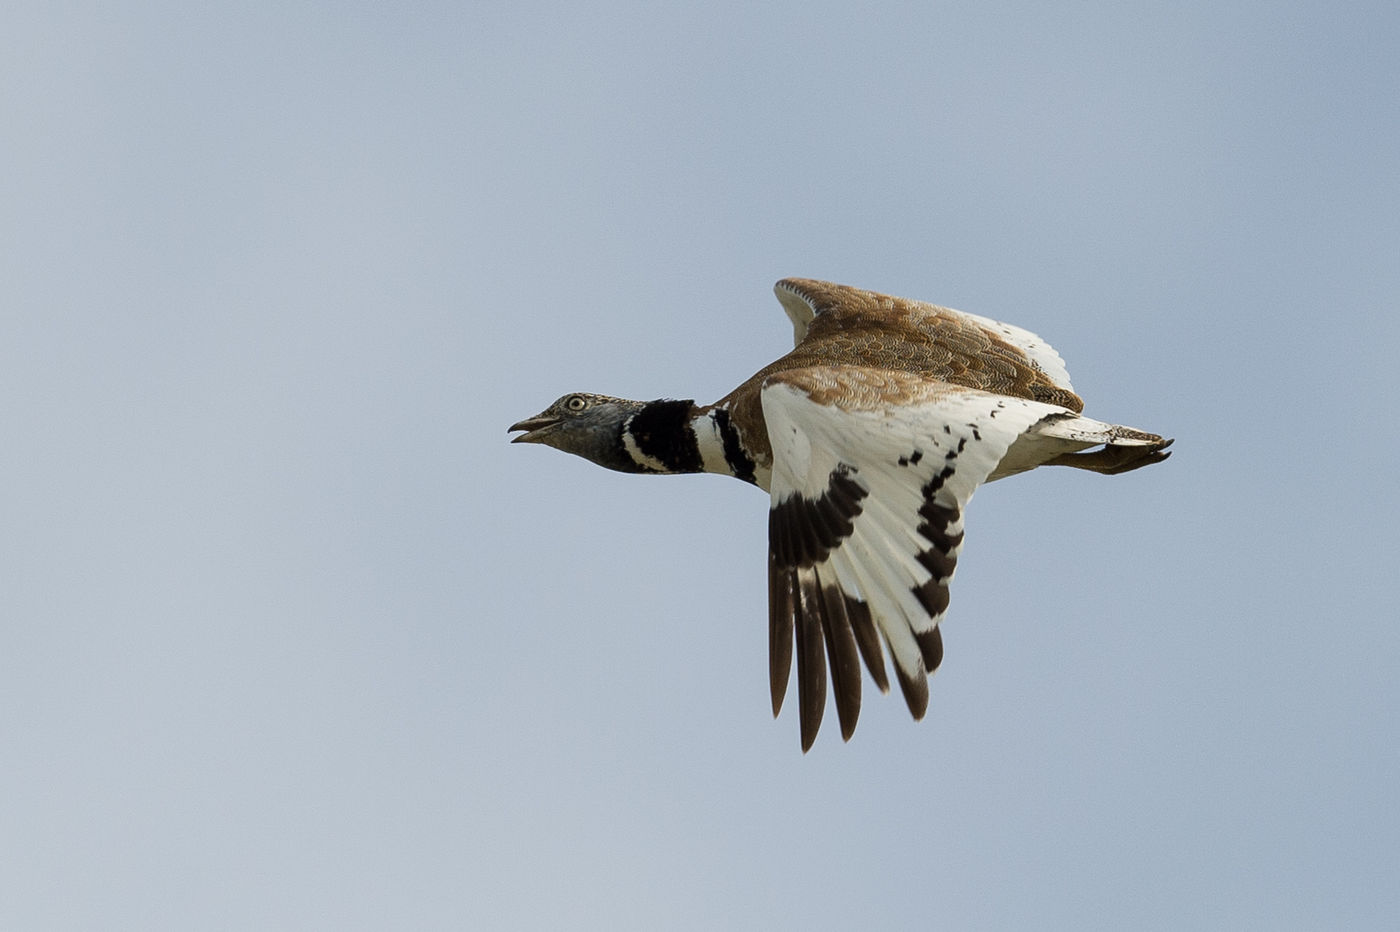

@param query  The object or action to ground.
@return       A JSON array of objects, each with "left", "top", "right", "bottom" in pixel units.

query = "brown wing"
[
  {"left": 767, "top": 278, "right": 1084, "bottom": 413},
  {"left": 716, "top": 278, "right": 1085, "bottom": 476}
]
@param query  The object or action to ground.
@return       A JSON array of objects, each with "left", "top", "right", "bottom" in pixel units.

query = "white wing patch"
[{"left": 761, "top": 367, "right": 1067, "bottom": 749}]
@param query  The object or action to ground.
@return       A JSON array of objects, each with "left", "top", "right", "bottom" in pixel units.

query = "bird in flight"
[{"left": 510, "top": 278, "right": 1171, "bottom": 750}]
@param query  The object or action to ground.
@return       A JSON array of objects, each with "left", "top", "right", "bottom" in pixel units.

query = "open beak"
[{"left": 508, "top": 413, "right": 560, "bottom": 444}]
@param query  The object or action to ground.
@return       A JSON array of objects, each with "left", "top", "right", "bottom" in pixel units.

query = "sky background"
[{"left": 3, "top": 2, "right": 1398, "bottom": 929}]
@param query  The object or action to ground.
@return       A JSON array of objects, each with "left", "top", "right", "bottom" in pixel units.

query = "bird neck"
[{"left": 619, "top": 400, "right": 762, "bottom": 486}]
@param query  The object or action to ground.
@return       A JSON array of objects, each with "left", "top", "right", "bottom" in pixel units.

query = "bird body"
[{"left": 510, "top": 278, "right": 1171, "bottom": 750}]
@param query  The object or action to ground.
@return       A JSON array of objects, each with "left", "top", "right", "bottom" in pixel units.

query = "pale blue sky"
[{"left": 3, "top": 2, "right": 1398, "bottom": 929}]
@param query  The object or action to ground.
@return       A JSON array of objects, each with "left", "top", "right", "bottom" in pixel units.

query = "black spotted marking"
[
  {"left": 913, "top": 577, "right": 950, "bottom": 617},
  {"left": 913, "top": 494, "right": 963, "bottom": 627},
  {"left": 769, "top": 465, "right": 867, "bottom": 568},
  {"left": 917, "top": 546, "right": 956, "bottom": 580},
  {"left": 917, "top": 499, "right": 964, "bottom": 556},
  {"left": 898, "top": 449, "right": 924, "bottom": 467},
  {"left": 712, "top": 407, "right": 757, "bottom": 484},
  {"left": 628, "top": 400, "right": 702, "bottom": 473},
  {"left": 923, "top": 464, "right": 956, "bottom": 495}
]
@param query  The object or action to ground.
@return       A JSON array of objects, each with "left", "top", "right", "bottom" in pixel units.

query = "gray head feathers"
[{"left": 509, "top": 392, "right": 655, "bottom": 474}]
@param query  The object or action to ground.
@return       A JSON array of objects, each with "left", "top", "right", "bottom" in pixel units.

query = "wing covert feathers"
[{"left": 770, "top": 278, "right": 1083, "bottom": 412}]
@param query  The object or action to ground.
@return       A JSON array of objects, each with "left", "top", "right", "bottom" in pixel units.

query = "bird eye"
[{"left": 565, "top": 395, "right": 588, "bottom": 411}]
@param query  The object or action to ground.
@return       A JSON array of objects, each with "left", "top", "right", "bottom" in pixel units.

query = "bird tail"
[{"left": 1036, "top": 414, "right": 1173, "bottom": 475}]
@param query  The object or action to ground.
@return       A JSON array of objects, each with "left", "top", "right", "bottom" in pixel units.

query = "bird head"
[{"left": 508, "top": 392, "right": 652, "bottom": 473}]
